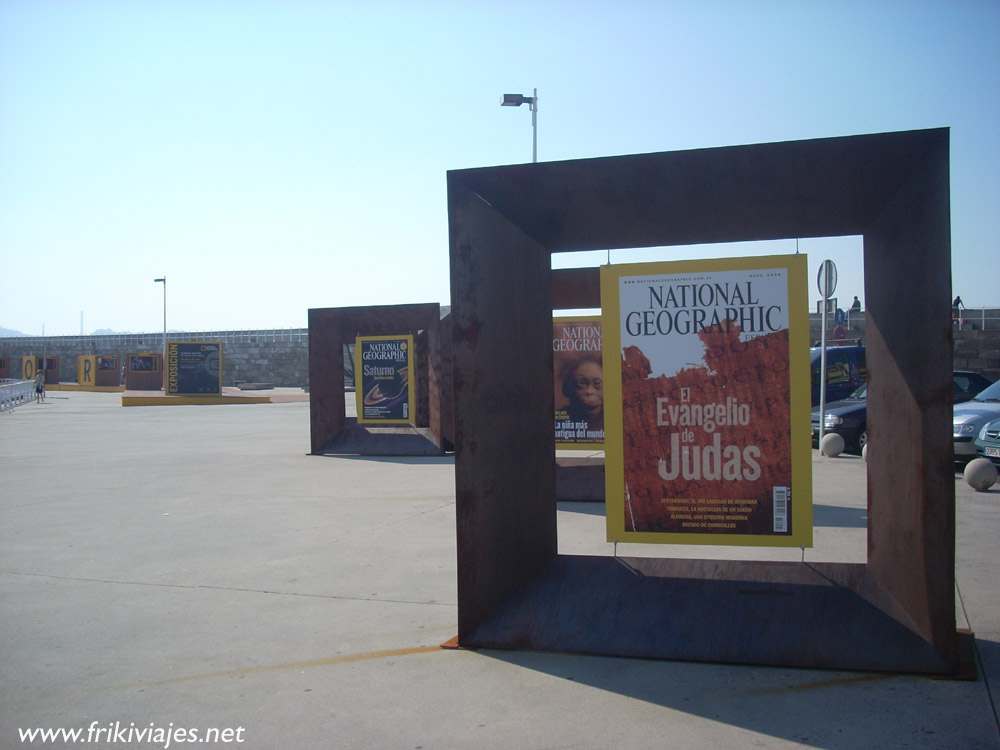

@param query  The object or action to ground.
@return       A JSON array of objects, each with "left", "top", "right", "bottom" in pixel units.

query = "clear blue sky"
[{"left": 1, "top": 1, "right": 997, "bottom": 336}]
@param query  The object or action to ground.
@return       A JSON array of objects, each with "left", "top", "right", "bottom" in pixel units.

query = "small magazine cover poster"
[
  {"left": 355, "top": 335, "right": 415, "bottom": 425},
  {"left": 128, "top": 354, "right": 158, "bottom": 372},
  {"left": 601, "top": 254, "right": 812, "bottom": 547},
  {"left": 166, "top": 341, "right": 222, "bottom": 395},
  {"left": 554, "top": 316, "right": 605, "bottom": 448}
]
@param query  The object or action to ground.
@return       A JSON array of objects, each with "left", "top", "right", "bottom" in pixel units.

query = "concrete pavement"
[{"left": 2, "top": 390, "right": 998, "bottom": 749}]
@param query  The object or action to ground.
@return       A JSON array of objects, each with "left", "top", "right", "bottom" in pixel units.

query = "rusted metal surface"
[
  {"left": 124, "top": 354, "right": 162, "bottom": 391},
  {"left": 452, "top": 131, "right": 943, "bottom": 253},
  {"left": 93, "top": 356, "right": 120, "bottom": 387},
  {"left": 319, "top": 418, "right": 444, "bottom": 456},
  {"left": 307, "top": 304, "right": 449, "bottom": 456},
  {"left": 863, "top": 135, "right": 955, "bottom": 658},
  {"left": 554, "top": 457, "right": 605, "bottom": 502},
  {"left": 552, "top": 267, "right": 600, "bottom": 310},
  {"left": 466, "top": 556, "right": 957, "bottom": 674},
  {"left": 449, "top": 187, "right": 558, "bottom": 639},
  {"left": 447, "top": 129, "right": 958, "bottom": 674},
  {"left": 34, "top": 356, "right": 61, "bottom": 385}
]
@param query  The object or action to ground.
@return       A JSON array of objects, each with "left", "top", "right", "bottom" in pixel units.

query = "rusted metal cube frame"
[
  {"left": 308, "top": 303, "right": 448, "bottom": 455},
  {"left": 448, "top": 129, "right": 959, "bottom": 673},
  {"left": 124, "top": 353, "right": 162, "bottom": 392}
]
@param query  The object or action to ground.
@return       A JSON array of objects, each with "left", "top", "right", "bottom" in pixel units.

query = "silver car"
[
  {"left": 954, "top": 379, "right": 1000, "bottom": 462},
  {"left": 974, "top": 417, "right": 1000, "bottom": 466}
]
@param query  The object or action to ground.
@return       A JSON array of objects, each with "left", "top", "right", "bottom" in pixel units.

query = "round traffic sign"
[{"left": 818, "top": 260, "right": 838, "bottom": 300}]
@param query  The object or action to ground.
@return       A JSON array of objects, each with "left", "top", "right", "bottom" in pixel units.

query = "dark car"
[
  {"left": 812, "top": 384, "right": 869, "bottom": 453},
  {"left": 810, "top": 345, "right": 866, "bottom": 406},
  {"left": 814, "top": 370, "right": 994, "bottom": 455}
]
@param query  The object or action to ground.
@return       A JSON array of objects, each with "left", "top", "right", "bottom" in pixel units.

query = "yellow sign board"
[{"left": 78, "top": 356, "right": 98, "bottom": 386}]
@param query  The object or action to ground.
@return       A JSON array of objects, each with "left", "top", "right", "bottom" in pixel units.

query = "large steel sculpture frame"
[
  {"left": 308, "top": 303, "right": 449, "bottom": 456},
  {"left": 447, "top": 129, "right": 963, "bottom": 673}
]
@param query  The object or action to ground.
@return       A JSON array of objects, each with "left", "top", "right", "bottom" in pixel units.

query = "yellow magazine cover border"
[
  {"left": 355, "top": 334, "right": 416, "bottom": 426},
  {"left": 601, "top": 253, "right": 813, "bottom": 547}
]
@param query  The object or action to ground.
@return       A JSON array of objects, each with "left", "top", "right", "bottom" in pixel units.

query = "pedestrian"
[
  {"left": 34, "top": 370, "right": 45, "bottom": 403},
  {"left": 850, "top": 296, "right": 861, "bottom": 312}
]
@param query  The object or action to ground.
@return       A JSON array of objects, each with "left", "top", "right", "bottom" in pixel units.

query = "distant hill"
[{"left": 0, "top": 327, "right": 27, "bottom": 337}]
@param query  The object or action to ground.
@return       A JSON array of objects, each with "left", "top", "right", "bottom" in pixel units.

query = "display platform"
[
  {"left": 122, "top": 387, "right": 309, "bottom": 406},
  {"left": 48, "top": 383, "right": 125, "bottom": 393},
  {"left": 555, "top": 451, "right": 605, "bottom": 502}
]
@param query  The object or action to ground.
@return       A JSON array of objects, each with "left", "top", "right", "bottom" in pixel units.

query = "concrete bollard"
[
  {"left": 964, "top": 458, "right": 998, "bottom": 492},
  {"left": 820, "top": 433, "right": 845, "bottom": 457}
]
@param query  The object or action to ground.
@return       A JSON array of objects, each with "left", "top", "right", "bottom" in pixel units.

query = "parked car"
[
  {"left": 814, "top": 371, "right": 994, "bottom": 455},
  {"left": 812, "top": 383, "right": 868, "bottom": 453},
  {"left": 974, "top": 417, "right": 1000, "bottom": 467},
  {"left": 810, "top": 345, "right": 866, "bottom": 406},
  {"left": 954, "top": 379, "right": 1000, "bottom": 463},
  {"left": 953, "top": 371, "right": 994, "bottom": 403}
]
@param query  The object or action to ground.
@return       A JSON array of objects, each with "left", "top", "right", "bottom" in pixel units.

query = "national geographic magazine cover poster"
[
  {"left": 355, "top": 335, "right": 415, "bottom": 425},
  {"left": 166, "top": 341, "right": 222, "bottom": 396},
  {"left": 554, "top": 316, "right": 604, "bottom": 449},
  {"left": 601, "top": 255, "right": 812, "bottom": 547}
]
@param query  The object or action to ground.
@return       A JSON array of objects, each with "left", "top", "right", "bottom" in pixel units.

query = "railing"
[
  {"left": 809, "top": 307, "right": 1000, "bottom": 332},
  {"left": 0, "top": 379, "right": 35, "bottom": 413},
  {"left": 0, "top": 328, "right": 309, "bottom": 349},
  {"left": 953, "top": 307, "right": 1000, "bottom": 331}
]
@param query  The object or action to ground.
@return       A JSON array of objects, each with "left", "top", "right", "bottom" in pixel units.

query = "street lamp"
[
  {"left": 501, "top": 88, "right": 537, "bottom": 163},
  {"left": 154, "top": 277, "right": 166, "bottom": 388}
]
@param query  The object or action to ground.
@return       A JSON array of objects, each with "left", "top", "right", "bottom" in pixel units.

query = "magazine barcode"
[{"left": 773, "top": 487, "right": 789, "bottom": 533}]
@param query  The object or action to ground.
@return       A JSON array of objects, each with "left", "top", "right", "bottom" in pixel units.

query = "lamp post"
[
  {"left": 501, "top": 88, "right": 537, "bottom": 163},
  {"left": 154, "top": 277, "right": 166, "bottom": 388}
]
